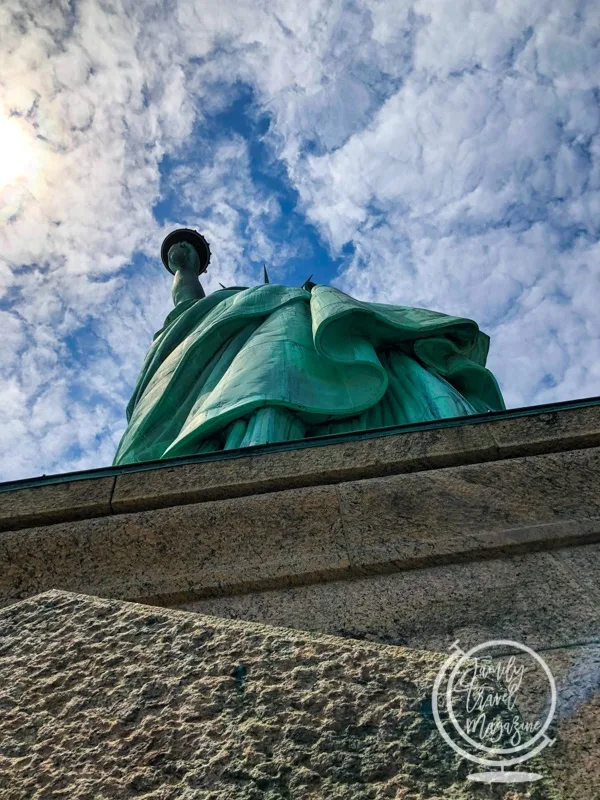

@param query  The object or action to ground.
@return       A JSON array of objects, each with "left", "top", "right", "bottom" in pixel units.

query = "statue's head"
[{"left": 168, "top": 241, "right": 201, "bottom": 274}]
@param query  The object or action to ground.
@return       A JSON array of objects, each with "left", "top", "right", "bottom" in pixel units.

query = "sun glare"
[
  {"left": 0, "top": 114, "right": 38, "bottom": 189},
  {"left": 0, "top": 112, "right": 44, "bottom": 222}
]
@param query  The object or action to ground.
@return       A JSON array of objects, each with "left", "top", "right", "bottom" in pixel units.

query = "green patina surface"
[{"left": 114, "top": 242, "right": 505, "bottom": 465}]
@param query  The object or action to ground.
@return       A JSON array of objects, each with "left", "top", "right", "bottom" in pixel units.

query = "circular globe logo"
[{"left": 432, "top": 639, "right": 556, "bottom": 783}]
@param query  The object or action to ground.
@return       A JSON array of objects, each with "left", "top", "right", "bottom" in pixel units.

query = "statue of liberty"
[{"left": 114, "top": 229, "right": 504, "bottom": 465}]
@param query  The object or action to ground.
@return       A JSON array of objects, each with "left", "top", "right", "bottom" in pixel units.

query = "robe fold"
[{"left": 114, "top": 284, "right": 504, "bottom": 465}]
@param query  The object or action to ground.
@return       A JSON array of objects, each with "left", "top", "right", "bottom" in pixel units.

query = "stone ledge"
[
  {"left": 112, "top": 417, "right": 498, "bottom": 513},
  {"left": 0, "top": 402, "right": 599, "bottom": 533},
  {"left": 338, "top": 446, "right": 600, "bottom": 574},
  {"left": 0, "top": 475, "right": 115, "bottom": 533},
  {"left": 0, "top": 447, "right": 599, "bottom": 612},
  {"left": 180, "top": 543, "right": 600, "bottom": 653},
  {"left": 111, "top": 402, "right": 600, "bottom": 514},
  {"left": 0, "top": 485, "right": 351, "bottom": 609}
]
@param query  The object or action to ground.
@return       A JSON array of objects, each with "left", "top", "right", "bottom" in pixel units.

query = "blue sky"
[{"left": 0, "top": 0, "right": 599, "bottom": 480}]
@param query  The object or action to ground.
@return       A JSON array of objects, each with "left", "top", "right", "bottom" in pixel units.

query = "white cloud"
[
  {"left": 284, "top": 0, "right": 600, "bottom": 408},
  {"left": 0, "top": 0, "right": 598, "bottom": 479}
]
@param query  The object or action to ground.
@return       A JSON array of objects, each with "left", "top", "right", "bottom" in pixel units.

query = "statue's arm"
[{"left": 172, "top": 270, "right": 206, "bottom": 306}]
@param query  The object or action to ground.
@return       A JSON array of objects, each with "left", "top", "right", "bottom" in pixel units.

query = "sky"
[{"left": 0, "top": 0, "right": 599, "bottom": 481}]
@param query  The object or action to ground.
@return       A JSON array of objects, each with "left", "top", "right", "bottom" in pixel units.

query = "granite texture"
[
  {"left": 487, "top": 644, "right": 600, "bottom": 799},
  {"left": 0, "top": 485, "right": 349, "bottom": 608},
  {"left": 1, "top": 449, "right": 599, "bottom": 612},
  {"left": 0, "top": 590, "right": 558, "bottom": 799},
  {"left": 0, "top": 476, "right": 115, "bottom": 532},
  {"left": 112, "top": 421, "right": 498, "bottom": 513},
  {"left": 489, "top": 404, "right": 600, "bottom": 457},
  {"left": 552, "top": 543, "right": 600, "bottom": 609},
  {"left": 535, "top": 644, "right": 600, "bottom": 798},
  {"left": 338, "top": 447, "right": 600, "bottom": 573},
  {"left": 179, "top": 546, "right": 600, "bottom": 652}
]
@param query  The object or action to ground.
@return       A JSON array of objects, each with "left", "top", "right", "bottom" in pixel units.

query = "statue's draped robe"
[{"left": 114, "top": 284, "right": 504, "bottom": 465}]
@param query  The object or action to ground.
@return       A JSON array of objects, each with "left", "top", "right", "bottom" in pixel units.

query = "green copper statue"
[{"left": 114, "top": 229, "right": 504, "bottom": 465}]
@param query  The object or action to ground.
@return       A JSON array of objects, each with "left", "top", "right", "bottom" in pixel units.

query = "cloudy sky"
[{"left": 0, "top": 0, "right": 599, "bottom": 481}]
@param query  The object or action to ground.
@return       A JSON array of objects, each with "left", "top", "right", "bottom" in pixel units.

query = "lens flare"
[
  {"left": 0, "top": 115, "right": 37, "bottom": 188},
  {"left": 0, "top": 112, "right": 42, "bottom": 223}
]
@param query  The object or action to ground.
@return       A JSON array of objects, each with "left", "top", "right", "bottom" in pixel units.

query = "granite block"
[
  {"left": 0, "top": 485, "right": 349, "bottom": 608},
  {"left": 337, "top": 447, "right": 600, "bottom": 572},
  {"left": 112, "top": 422, "right": 498, "bottom": 513},
  {"left": 0, "top": 590, "right": 559, "bottom": 799},
  {"left": 551, "top": 542, "right": 600, "bottom": 608},
  {"left": 489, "top": 403, "right": 600, "bottom": 457},
  {"left": 179, "top": 548, "right": 600, "bottom": 652},
  {"left": 0, "top": 477, "right": 115, "bottom": 532}
]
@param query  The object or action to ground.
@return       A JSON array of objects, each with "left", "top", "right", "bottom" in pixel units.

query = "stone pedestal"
[{"left": 0, "top": 400, "right": 598, "bottom": 797}]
